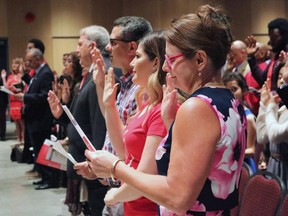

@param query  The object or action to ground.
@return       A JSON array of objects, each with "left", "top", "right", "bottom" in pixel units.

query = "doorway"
[{"left": 0, "top": 38, "right": 8, "bottom": 72}]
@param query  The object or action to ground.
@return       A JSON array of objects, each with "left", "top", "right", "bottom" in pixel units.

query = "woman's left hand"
[
  {"left": 104, "top": 188, "right": 120, "bottom": 206},
  {"left": 74, "top": 161, "right": 98, "bottom": 180},
  {"left": 85, "top": 150, "right": 119, "bottom": 178}
]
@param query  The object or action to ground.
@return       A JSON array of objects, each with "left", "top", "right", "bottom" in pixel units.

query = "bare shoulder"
[
  {"left": 176, "top": 97, "right": 216, "bottom": 119},
  {"left": 174, "top": 97, "right": 221, "bottom": 141}
]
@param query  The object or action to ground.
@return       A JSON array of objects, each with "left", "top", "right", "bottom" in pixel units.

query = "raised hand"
[
  {"left": 245, "top": 35, "right": 258, "bottom": 57},
  {"left": 283, "top": 53, "right": 288, "bottom": 83},
  {"left": 91, "top": 47, "right": 106, "bottom": 88},
  {"left": 161, "top": 73, "right": 178, "bottom": 130},
  {"left": 47, "top": 90, "right": 63, "bottom": 119},
  {"left": 103, "top": 68, "right": 118, "bottom": 108},
  {"left": 1, "top": 69, "right": 7, "bottom": 79},
  {"left": 52, "top": 75, "right": 59, "bottom": 96},
  {"left": 260, "top": 79, "right": 279, "bottom": 106},
  {"left": 278, "top": 50, "right": 287, "bottom": 63},
  {"left": 61, "top": 78, "right": 71, "bottom": 104}
]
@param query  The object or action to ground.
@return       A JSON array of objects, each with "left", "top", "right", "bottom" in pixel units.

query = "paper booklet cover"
[{"left": 37, "top": 139, "right": 77, "bottom": 171}]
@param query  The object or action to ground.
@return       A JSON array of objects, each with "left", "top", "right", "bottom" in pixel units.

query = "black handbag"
[{"left": 10, "top": 143, "right": 24, "bottom": 163}]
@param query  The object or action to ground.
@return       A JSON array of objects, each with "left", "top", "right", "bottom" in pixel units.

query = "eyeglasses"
[
  {"left": 165, "top": 53, "right": 184, "bottom": 68},
  {"left": 110, "top": 38, "right": 132, "bottom": 46}
]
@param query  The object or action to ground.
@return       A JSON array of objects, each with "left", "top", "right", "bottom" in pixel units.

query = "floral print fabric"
[{"left": 156, "top": 87, "right": 246, "bottom": 216}]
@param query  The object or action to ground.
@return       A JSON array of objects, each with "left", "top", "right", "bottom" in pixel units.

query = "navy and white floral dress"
[{"left": 156, "top": 87, "right": 247, "bottom": 216}]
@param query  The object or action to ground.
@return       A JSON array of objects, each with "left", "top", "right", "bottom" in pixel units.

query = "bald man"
[{"left": 230, "top": 40, "right": 251, "bottom": 76}]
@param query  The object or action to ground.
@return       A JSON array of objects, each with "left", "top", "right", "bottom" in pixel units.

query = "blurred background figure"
[
  {"left": 0, "top": 69, "right": 8, "bottom": 141},
  {"left": 6, "top": 57, "right": 26, "bottom": 143},
  {"left": 256, "top": 62, "right": 288, "bottom": 188},
  {"left": 62, "top": 53, "right": 69, "bottom": 75},
  {"left": 229, "top": 40, "right": 251, "bottom": 76},
  {"left": 223, "top": 72, "right": 257, "bottom": 173},
  {"left": 244, "top": 42, "right": 270, "bottom": 116}
]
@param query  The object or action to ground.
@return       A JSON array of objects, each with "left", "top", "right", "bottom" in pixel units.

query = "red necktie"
[{"left": 79, "top": 74, "right": 88, "bottom": 90}]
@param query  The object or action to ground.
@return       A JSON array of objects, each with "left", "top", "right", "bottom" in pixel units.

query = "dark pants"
[
  {"left": 85, "top": 179, "right": 108, "bottom": 216},
  {"left": 22, "top": 125, "right": 34, "bottom": 164},
  {"left": 26, "top": 128, "right": 54, "bottom": 184},
  {"left": 0, "top": 103, "right": 7, "bottom": 140}
]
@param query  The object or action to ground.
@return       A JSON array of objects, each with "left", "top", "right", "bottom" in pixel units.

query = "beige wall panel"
[
  {"left": 52, "top": 38, "right": 78, "bottom": 74},
  {"left": 91, "top": 0, "right": 123, "bottom": 32},
  {"left": 121, "top": 0, "right": 162, "bottom": 30},
  {"left": 6, "top": 0, "right": 52, "bottom": 70},
  {"left": 2, "top": 0, "right": 288, "bottom": 71},
  {"left": 51, "top": 0, "right": 93, "bottom": 37},
  {"left": 0, "top": 0, "right": 8, "bottom": 36},
  {"left": 224, "top": 0, "right": 252, "bottom": 41},
  {"left": 120, "top": 0, "right": 225, "bottom": 32},
  {"left": 251, "top": 0, "right": 286, "bottom": 35},
  {"left": 154, "top": 0, "right": 192, "bottom": 29}
]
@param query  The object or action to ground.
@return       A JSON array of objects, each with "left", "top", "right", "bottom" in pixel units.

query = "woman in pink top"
[
  {"left": 6, "top": 58, "right": 26, "bottom": 143},
  {"left": 76, "top": 32, "right": 167, "bottom": 215}
]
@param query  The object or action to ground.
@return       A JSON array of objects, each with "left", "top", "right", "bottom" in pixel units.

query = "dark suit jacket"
[
  {"left": 0, "top": 77, "right": 8, "bottom": 107},
  {"left": 24, "top": 64, "right": 54, "bottom": 132},
  {"left": 60, "top": 69, "right": 106, "bottom": 180}
]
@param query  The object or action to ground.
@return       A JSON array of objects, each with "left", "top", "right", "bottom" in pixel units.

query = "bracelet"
[{"left": 110, "top": 159, "right": 122, "bottom": 182}]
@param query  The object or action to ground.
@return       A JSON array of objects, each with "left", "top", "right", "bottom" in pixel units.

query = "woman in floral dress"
[{"left": 82, "top": 5, "right": 246, "bottom": 216}]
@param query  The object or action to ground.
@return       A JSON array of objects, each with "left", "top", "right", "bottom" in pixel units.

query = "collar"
[
  {"left": 35, "top": 63, "right": 46, "bottom": 75},
  {"left": 88, "top": 64, "right": 94, "bottom": 73},
  {"left": 119, "top": 71, "right": 134, "bottom": 89}
]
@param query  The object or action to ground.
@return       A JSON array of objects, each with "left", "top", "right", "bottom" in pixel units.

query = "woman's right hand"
[{"left": 161, "top": 73, "right": 178, "bottom": 130}]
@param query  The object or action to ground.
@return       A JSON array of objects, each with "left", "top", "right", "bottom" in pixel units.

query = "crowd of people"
[{"left": 0, "top": 4, "right": 288, "bottom": 216}]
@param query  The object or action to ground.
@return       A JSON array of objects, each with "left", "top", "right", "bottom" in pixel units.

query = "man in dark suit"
[
  {"left": 22, "top": 38, "right": 46, "bottom": 170},
  {"left": 0, "top": 71, "right": 8, "bottom": 141},
  {"left": 48, "top": 25, "right": 109, "bottom": 216},
  {"left": 15, "top": 48, "right": 54, "bottom": 189}
]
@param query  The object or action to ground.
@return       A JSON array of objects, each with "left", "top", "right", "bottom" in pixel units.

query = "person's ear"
[
  {"left": 128, "top": 41, "right": 138, "bottom": 55},
  {"left": 152, "top": 57, "right": 159, "bottom": 72},
  {"left": 195, "top": 50, "right": 207, "bottom": 71},
  {"left": 90, "top": 41, "right": 96, "bottom": 49}
]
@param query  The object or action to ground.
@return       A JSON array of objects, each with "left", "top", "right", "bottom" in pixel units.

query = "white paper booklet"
[
  {"left": 62, "top": 105, "right": 96, "bottom": 152},
  {"left": 0, "top": 86, "right": 14, "bottom": 95},
  {"left": 51, "top": 140, "right": 77, "bottom": 165}
]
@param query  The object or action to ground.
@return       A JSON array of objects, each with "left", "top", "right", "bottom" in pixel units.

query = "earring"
[{"left": 198, "top": 72, "right": 202, "bottom": 77}]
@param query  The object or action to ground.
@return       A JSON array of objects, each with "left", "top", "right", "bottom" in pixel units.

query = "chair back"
[
  {"left": 239, "top": 170, "right": 286, "bottom": 216},
  {"left": 279, "top": 192, "right": 288, "bottom": 216},
  {"left": 230, "top": 161, "right": 253, "bottom": 216}
]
